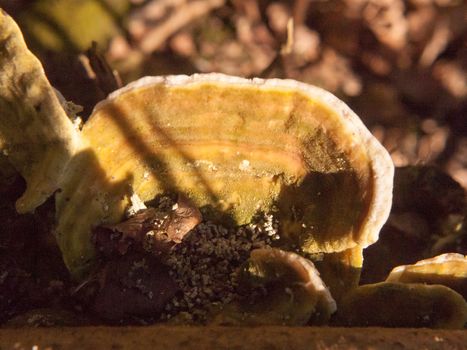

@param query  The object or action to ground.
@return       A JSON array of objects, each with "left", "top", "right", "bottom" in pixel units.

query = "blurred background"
[{"left": 1, "top": 0, "right": 466, "bottom": 189}]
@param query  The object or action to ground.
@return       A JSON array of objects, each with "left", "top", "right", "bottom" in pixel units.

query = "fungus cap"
[{"left": 55, "top": 73, "right": 394, "bottom": 276}]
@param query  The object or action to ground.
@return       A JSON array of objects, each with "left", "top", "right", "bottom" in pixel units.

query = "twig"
[
  {"left": 259, "top": 17, "right": 294, "bottom": 79},
  {"left": 419, "top": 19, "right": 450, "bottom": 67},
  {"left": 280, "top": 18, "right": 294, "bottom": 55},
  {"left": 139, "top": 0, "right": 225, "bottom": 54},
  {"left": 82, "top": 42, "right": 122, "bottom": 96}
]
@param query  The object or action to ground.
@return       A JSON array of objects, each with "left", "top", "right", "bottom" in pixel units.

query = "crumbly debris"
[
  {"left": 239, "top": 159, "right": 250, "bottom": 171},
  {"left": 126, "top": 192, "right": 147, "bottom": 217},
  {"left": 160, "top": 212, "right": 281, "bottom": 322},
  {"left": 92, "top": 194, "right": 281, "bottom": 323}
]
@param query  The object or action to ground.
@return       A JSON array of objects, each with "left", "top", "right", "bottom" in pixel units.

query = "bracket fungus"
[
  {"left": 337, "top": 282, "right": 467, "bottom": 329},
  {"left": 213, "top": 248, "right": 337, "bottom": 326},
  {"left": 0, "top": 8, "right": 395, "bottom": 320},
  {"left": 52, "top": 73, "right": 394, "bottom": 277},
  {"left": 386, "top": 253, "right": 467, "bottom": 299},
  {"left": 0, "top": 9, "right": 82, "bottom": 214}
]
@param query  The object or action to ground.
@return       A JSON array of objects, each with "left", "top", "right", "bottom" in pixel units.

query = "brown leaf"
[
  {"left": 93, "top": 195, "right": 201, "bottom": 257},
  {"left": 166, "top": 194, "right": 202, "bottom": 243}
]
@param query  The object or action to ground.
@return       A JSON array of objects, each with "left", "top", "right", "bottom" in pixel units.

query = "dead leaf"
[
  {"left": 93, "top": 194, "right": 202, "bottom": 256},
  {"left": 167, "top": 194, "right": 203, "bottom": 243}
]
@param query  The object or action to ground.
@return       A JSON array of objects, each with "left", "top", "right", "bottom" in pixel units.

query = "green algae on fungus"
[{"left": 337, "top": 282, "right": 467, "bottom": 329}]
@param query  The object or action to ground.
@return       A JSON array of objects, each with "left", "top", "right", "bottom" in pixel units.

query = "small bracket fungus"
[
  {"left": 386, "top": 253, "right": 467, "bottom": 299},
  {"left": 337, "top": 282, "right": 467, "bottom": 329},
  {"left": 212, "top": 248, "right": 336, "bottom": 326}
]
